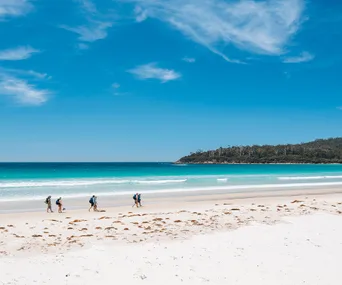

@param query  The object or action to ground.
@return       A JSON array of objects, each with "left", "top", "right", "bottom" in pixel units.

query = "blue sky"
[{"left": 0, "top": 0, "right": 341, "bottom": 162}]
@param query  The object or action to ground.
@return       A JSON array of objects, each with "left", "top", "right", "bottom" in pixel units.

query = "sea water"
[{"left": 1, "top": 163, "right": 342, "bottom": 202}]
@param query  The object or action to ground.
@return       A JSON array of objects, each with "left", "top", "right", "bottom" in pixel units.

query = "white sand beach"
[{"left": 1, "top": 189, "right": 342, "bottom": 284}]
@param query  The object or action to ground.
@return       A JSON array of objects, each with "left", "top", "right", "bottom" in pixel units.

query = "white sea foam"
[
  {"left": 217, "top": 178, "right": 228, "bottom": 182},
  {"left": 2, "top": 181, "right": 342, "bottom": 202},
  {"left": 132, "top": 179, "right": 187, "bottom": 184},
  {"left": 278, "top": 175, "right": 342, "bottom": 181},
  {"left": 0, "top": 178, "right": 187, "bottom": 188},
  {"left": 0, "top": 179, "right": 130, "bottom": 188}
]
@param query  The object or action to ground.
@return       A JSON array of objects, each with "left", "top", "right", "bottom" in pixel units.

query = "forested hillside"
[{"left": 177, "top": 138, "right": 342, "bottom": 164}]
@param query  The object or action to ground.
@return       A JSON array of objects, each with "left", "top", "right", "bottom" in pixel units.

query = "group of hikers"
[{"left": 45, "top": 193, "right": 142, "bottom": 213}]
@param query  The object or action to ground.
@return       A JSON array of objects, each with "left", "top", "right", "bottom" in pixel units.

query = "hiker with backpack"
[
  {"left": 45, "top": 196, "right": 53, "bottom": 213},
  {"left": 56, "top": 197, "right": 63, "bottom": 213},
  {"left": 89, "top": 195, "right": 96, "bottom": 212},
  {"left": 133, "top": 193, "right": 142, "bottom": 208}
]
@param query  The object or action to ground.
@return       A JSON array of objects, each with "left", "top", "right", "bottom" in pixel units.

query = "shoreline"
[{"left": 2, "top": 183, "right": 342, "bottom": 214}]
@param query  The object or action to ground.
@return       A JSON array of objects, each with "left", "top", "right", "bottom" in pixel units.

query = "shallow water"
[{"left": 1, "top": 163, "right": 342, "bottom": 202}]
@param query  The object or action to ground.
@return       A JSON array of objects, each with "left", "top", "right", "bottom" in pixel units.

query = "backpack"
[
  {"left": 89, "top": 197, "right": 93, "bottom": 204},
  {"left": 45, "top": 198, "right": 48, "bottom": 204},
  {"left": 56, "top": 199, "right": 60, "bottom": 205}
]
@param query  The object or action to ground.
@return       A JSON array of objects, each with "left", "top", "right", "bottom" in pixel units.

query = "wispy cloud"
[
  {"left": 337, "top": 107, "right": 342, "bottom": 110},
  {"left": 0, "top": 67, "right": 51, "bottom": 80},
  {"left": 0, "top": 0, "right": 33, "bottom": 18},
  {"left": 182, "top": 57, "right": 196, "bottom": 63},
  {"left": 132, "top": 0, "right": 305, "bottom": 63},
  {"left": 128, "top": 63, "right": 181, "bottom": 82},
  {"left": 111, "top": 82, "right": 129, "bottom": 96},
  {"left": 0, "top": 46, "right": 40, "bottom": 61},
  {"left": 0, "top": 76, "right": 49, "bottom": 106},
  {"left": 283, "top": 51, "right": 315, "bottom": 63},
  {"left": 61, "top": 0, "right": 113, "bottom": 45},
  {"left": 112, "top": 82, "right": 120, "bottom": 89}
]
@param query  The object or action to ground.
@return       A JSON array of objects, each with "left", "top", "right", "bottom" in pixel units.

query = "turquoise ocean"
[
  {"left": 0, "top": 163, "right": 342, "bottom": 202},
  {"left": 1, "top": 163, "right": 342, "bottom": 202}
]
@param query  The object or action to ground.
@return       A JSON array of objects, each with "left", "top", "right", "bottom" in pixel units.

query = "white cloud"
[
  {"left": 0, "top": 76, "right": 49, "bottom": 105},
  {"left": 0, "top": 46, "right": 40, "bottom": 61},
  {"left": 77, "top": 0, "right": 97, "bottom": 15},
  {"left": 61, "top": 0, "right": 113, "bottom": 45},
  {"left": 128, "top": 63, "right": 181, "bottom": 82},
  {"left": 0, "top": 67, "right": 50, "bottom": 80},
  {"left": 134, "top": 6, "right": 148, "bottom": 22},
  {"left": 26, "top": 70, "right": 51, "bottom": 80},
  {"left": 112, "top": 83, "right": 120, "bottom": 89},
  {"left": 337, "top": 107, "right": 342, "bottom": 110},
  {"left": 182, "top": 57, "right": 196, "bottom": 63},
  {"left": 132, "top": 0, "right": 305, "bottom": 62},
  {"left": 62, "top": 21, "right": 112, "bottom": 42},
  {"left": 283, "top": 51, "right": 315, "bottom": 63},
  {"left": 0, "top": 0, "right": 33, "bottom": 18}
]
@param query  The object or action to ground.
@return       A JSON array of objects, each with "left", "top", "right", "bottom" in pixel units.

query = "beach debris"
[
  {"left": 80, "top": 228, "right": 88, "bottom": 231},
  {"left": 124, "top": 228, "right": 129, "bottom": 231},
  {"left": 104, "top": 227, "right": 116, "bottom": 230},
  {"left": 7, "top": 225, "right": 14, "bottom": 228},
  {"left": 32, "top": 234, "right": 43, "bottom": 238},
  {"left": 140, "top": 275, "right": 147, "bottom": 280},
  {"left": 80, "top": 234, "right": 93, "bottom": 237},
  {"left": 174, "top": 220, "right": 182, "bottom": 223},
  {"left": 128, "top": 214, "right": 141, "bottom": 217},
  {"left": 99, "top": 216, "right": 111, "bottom": 220},
  {"left": 69, "top": 219, "right": 87, "bottom": 224},
  {"left": 95, "top": 226, "right": 102, "bottom": 230},
  {"left": 153, "top": 218, "right": 163, "bottom": 221},
  {"left": 231, "top": 208, "right": 240, "bottom": 211},
  {"left": 291, "top": 200, "right": 303, "bottom": 204},
  {"left": 67, "top": 227, "right": 73, "bottom": 230}
]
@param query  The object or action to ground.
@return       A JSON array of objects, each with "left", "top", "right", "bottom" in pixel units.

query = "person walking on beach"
[
  {"left": 93, "top": 195, "right": 99, "bottom": 212},
  {"left": 89, "top": 195, "right": 96, "bottom": 212},
  {"left": 56, "top": 197, "right": 63, "bottom": 213},
  {"left": 45, "top": 196, "right": 53, "bottom": 213},
  {"left": 133, "top": 193, "right": 141, "bottom": 208},
  {"left": 138, "top": 193, "right": 142, "bottom": 207}
]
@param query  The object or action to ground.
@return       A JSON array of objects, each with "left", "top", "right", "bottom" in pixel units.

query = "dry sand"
[{"left": 1, "top": 190, "right": 342, "bottom": 284}]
